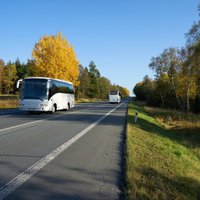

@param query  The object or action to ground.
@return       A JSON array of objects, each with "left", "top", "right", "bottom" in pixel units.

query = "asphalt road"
[{"left": 0, "top": 101, "right": 128, "bottom": 200}]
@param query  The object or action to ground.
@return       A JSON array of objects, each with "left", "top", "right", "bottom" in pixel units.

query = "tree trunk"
[
  {"left": 185, "top": 81, "right": 191, "bottom": 113},
  {"left": 160, "top": 92, "right": 164, "bottom": 107},
  {"left": 171, "top": 76, "right": 183, "bottom": 109}
]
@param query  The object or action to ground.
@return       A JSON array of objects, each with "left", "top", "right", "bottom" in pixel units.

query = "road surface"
[{"left": 0, "top": 101, "right": 128, "bottom": 200}]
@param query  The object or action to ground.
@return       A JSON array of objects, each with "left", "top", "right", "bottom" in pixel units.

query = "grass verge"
[
  {"left": 0, "top": 95, "right": 19, "bottom": 109},
  {"left": 125, "top": 101, "right": 200, "bottom": 200},
  {"left": 76, "top": 98, "right": 107, "bottom": 103}
]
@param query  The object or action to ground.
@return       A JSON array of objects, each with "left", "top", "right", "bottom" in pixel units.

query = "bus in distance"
[
  {"left": 16, "top": 77, "right": 75, "bottom": 113},
  {"left": 109, "top": 90, "right": 121, "bottom": 103}
]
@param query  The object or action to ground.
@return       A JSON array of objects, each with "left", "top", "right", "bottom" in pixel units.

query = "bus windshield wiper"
[{"left": 22, "top": 96, "right": 44, "bottom": 101}]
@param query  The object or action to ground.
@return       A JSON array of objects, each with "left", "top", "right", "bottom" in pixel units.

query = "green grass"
[{"left": 125, "top": 102, "right": 200, "bottom": 200}]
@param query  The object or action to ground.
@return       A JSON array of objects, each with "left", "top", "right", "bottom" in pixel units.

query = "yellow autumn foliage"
[
  {"left": 31, "top": 33, "right": 79, "bottom": 87},
  {"left": 122, "top": 87, "right": 130, "bottom": 97}
]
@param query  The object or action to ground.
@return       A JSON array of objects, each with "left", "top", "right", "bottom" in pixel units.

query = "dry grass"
[
  {"left": 0, "top": 96, "right": 19, "bottom": 109},
  {"left": 76, "top": 98, "right": 106, "bottom": 103},
  {"left": 144, "top": 106, "right": 200, "bottom": 129}
]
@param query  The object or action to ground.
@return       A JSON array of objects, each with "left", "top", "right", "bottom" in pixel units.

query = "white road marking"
[
  {"left": 0, "top": 103, "right": 111, "bottom": 133},
  {"left": 0, "top": 115, "right": 12, "bottom": 118},
  {"left": 0, "top": 114, "right": 66, "bottom": 133},
  {"left": 0, "top": 103, "right": 123, "bottom": 200}
]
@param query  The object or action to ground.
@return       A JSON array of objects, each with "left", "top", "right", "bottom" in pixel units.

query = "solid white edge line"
[{"left": 0, "top": 102, "right": 123, "bottom": 200}]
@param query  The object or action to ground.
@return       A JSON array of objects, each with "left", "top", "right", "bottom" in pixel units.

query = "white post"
[{"left": 134, "top": 112, "right": 138, "bottom": 123}]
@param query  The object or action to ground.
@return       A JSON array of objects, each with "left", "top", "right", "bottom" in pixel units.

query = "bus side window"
[{"left": 48, "top": 81, "right": 55, "bottom": 99}]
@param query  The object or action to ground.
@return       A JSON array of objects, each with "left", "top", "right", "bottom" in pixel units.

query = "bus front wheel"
[
  {"left": 66, "top": 103, "right": 70, "bottom": 111},
  {"left": 51, "top": 104, "right": 56, "bottom": 114}
]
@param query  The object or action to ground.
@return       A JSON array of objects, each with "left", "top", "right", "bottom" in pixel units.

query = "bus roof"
[{"left": 24, "top": 77, "right": 73, "bottom": 85}]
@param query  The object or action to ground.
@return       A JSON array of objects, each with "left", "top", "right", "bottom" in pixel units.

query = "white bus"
[
  {"left": 109, "top": 90, "right": 122, "bottom": 103},
  {"left": 17, "top": 77, "right": 75, "bottom": 113}
]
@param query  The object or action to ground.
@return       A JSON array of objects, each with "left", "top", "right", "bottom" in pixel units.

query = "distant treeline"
[
  {"left": 0, "top": 58, "right": 129, "bottom": 99},
  {"left": 133, "top": 4, "right": 200, "bottom": 113}
]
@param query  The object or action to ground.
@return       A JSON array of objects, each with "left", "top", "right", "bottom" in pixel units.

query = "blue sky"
[{"left": 0, "top": 0, "right": 199, "bottom": 94}]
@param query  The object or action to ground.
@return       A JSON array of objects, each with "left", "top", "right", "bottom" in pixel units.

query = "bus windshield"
[
  {"left": 110, "top": 91, "right": 118, "bottom": 95},
  {"left": 21, "top": 79, "right": 48, "bottom": 101}
]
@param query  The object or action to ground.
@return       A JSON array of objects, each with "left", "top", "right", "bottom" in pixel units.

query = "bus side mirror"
[{"left": 16, "top": 79, "right": 23, "bottom": 89}]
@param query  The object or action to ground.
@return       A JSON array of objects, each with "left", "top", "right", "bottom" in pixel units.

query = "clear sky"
[{"left": 0, "top": 0, "right": 199, "bottom": 94}]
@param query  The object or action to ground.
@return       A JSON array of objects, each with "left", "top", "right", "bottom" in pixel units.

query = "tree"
[
  {"left": 177, "top": 47, "right": 198, "bottom": 112},
  {"left": 133, "top": 76, "right": 161, "bottom": 106},
  {"left": 31, "top": 32, "right": 79, "bottom": 87},
  {"left": 3, "top": 62, "right": 17, "bottom": 94},
  {"left": 0, "top": 59, "right": 5, "bottom": 94},
  {"left": 78, "top": 67, "right": 91, "bottom": 99},
  {"left": 155, "top": 73, "right": 172, "bottom": 107},
  {"left": 149, "top": 48, "right": 184, "bottom": 109},
  {"left": 133, "top": 82, "right": 147, "bottom": 101},
  {"left": 99, "top": 77, "right": 111, "bottom": 99},
  {"left": 88, "top": 61, "right": 100, "bottom": 98},
  {"left": 184, "top": 5, "right": 200, "bottom": 112},
  {"left": 133, "top": 4, "right": 200, "bottom": 112},
  {"left": 15, "top": 58, "right": 30, "bottom": 79},
  {"left": 149, "top": 45, "right": 199, "bottom": 111},
  {"left": 121, "top": 87, "right": 130, "bottom": 97}
]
